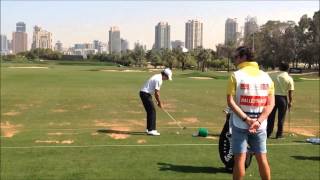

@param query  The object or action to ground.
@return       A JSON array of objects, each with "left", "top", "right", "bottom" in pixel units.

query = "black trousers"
[
  {"left": 267, "top": 95, "right": 288, "bottom": 137},
  {"left": 139, "top": 91, "right": 156, "bottom": 131}
]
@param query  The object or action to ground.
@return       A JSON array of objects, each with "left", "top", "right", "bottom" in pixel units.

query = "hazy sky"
[{"left": 1, "top": 0, "right": 319, "bottom": 50}]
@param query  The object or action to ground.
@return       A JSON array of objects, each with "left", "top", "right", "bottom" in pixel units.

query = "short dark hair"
[
  {"left": 235, "top": 46, "right": 254, "bottom": 61},
  {"left": 279, "top": 61, "right": 289, "bottom": 71},
  {"left": 161, "top": 71, "right": 168, "bottom": 78}
]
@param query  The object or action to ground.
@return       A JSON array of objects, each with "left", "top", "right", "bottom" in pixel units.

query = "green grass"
[{"left": 1, "top": 62, "right": 319, "bottom": 180}]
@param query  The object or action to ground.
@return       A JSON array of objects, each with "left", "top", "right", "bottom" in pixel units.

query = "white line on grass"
[{"left": 0, "top": 143, "right": 313, "bottom": 149}]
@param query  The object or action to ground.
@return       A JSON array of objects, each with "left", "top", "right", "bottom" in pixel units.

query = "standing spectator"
[
  {"left": 227, "top": 46, "right": 275, "bottom": 180},
  {"left": 267, "top": 61, "right": 294, "bottom": 138}
]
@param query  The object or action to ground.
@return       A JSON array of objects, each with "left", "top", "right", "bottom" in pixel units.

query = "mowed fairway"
[{"left": 1, "top": 62, "right": 319, "bottom": 180}]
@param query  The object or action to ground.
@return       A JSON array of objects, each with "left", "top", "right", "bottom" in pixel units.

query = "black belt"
[{"left": 140, "top": 91, "right": 151, "bottom": 96}]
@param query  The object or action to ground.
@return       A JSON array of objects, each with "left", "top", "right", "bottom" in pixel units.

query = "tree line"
[{"left": 2, "top": 11, "right": 318, "bottom": 73}]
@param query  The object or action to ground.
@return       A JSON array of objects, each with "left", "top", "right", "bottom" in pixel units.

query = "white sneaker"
[
  {"left": 145, "top": 129, "right": 149, "bottom": 133},
  {"left": 147, "top": 130, "right": 160, "bottom": 136}
]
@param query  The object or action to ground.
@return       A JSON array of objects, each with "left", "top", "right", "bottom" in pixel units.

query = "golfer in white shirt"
[{"left": 139, "top": 68, "right": 172, "bottom": 136}]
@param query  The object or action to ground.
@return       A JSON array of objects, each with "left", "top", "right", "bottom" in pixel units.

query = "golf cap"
[{"left": 163, "top": 68, "right": 172, "bottom": 81}]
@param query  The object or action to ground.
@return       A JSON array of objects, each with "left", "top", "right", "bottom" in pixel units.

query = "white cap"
[{"left": 163, "top": 68, "right": 172, "bottom": 81}]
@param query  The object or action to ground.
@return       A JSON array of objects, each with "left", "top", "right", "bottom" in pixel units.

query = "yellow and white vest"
[{"left": 232, "top": 69, "right": 273, "bottom": 130}]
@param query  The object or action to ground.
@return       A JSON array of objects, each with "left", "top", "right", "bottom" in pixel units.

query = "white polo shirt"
[{"left": 140, "top": 74, "right": 163, "bottom": 94}]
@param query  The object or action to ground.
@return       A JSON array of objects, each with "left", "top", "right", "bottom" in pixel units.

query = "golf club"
[
  {"left": 288, "top": 108, "right": 295, "bottom": 136},
  {"left": 162, "top": 109, "right": 187, "bottom": 131}
]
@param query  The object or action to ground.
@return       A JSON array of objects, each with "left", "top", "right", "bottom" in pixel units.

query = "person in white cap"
[{"left": 139, "top": 68, "right": 172, "bottom": 136}]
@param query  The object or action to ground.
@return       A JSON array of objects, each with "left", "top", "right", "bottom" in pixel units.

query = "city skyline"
[{"left": 1, "top": 1, "right": 318, "bottom": 50}]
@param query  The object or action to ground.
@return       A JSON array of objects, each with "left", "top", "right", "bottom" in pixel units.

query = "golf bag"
[{"left": 219, "top": 111, "right": 253, "bottom": 172}]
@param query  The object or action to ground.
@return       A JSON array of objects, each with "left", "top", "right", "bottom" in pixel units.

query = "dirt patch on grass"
[
  {"left": 183, "top": 117, "right": 199, "bottom": 123},
  {"left": 107, "top": 127, "right": 131, "bottom": 139},
  {"left": 2, "top": 111, "right": 21, "bottom": 116},
  {"left": 80, "top": 104, "right": 95, "bottom": 110},
  {"left": 167, "top": 121, "right": 182, "bottom": 125},
  {"left": 61, "top": 140, "right": 74, "bottom": 144},
  {"left": 137, "top": 139, "right": 147, "bottom": 144},
  {"left": 109, "top": 134, "right": 130, "bottom": 139},
  {"left": 51, "top": 109, "right": 68, "bottom": 113},
  {"left": 189, "top": 77, "right": 213, "bottom": 80},
  {"left": 49, "top": 122, "right": 71, "bottom": 126},
  {"left": 0, "top": 121, "right": 22, "bottom": 138},
  {"left": 290, "top": 127, "right": 319, "bottom": 137}
]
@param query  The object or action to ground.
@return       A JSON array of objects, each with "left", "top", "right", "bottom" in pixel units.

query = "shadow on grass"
[
  {"left": 292, "top": 156, "right": 320, "bottom": 161},
  {"left": 97, "top": 129, "right": 145, "bottom": 135},
  {"left": 157, "top": 162, "right": 230, "bottom": 174}
]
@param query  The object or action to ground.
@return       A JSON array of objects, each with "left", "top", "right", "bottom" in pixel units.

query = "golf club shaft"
[
  {"left": 163, "top": 109, "right": 183, "bottom": 129},
  {"left": 288, "top": 108, "right": 291, "bottom": 134}
]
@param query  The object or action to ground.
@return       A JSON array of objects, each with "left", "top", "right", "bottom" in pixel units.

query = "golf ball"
[{"left": 176, "top": 132, "right": 180, "bottom": 135}]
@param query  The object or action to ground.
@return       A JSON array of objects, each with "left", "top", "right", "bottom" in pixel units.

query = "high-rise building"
[
  {"left": 31, "top": 26, "right": 53, "bottom": 49},
  {"left": 12, "top": 22, "right": 28, "bottom": 54},
  {"left": 225, "top": 18, "right": 238, "bottom": 45},
  {"left": 0, "top": 34, "right": 8, "bottom": 55},
  {"left": 93, "top": 40, "right": 104, "bottom": 53},
  {"left": 108, "top": 26, "right": 121, "bottom": 54},
  {"left": 185, "top": 20, "right": 203, "bottom": 50},
  {"left": 16, "top": 22, "right": 26, "bottom": 32},
  {"left": 93, "top": 40, "right": 100, "bottom": 50},
  {"left": 54, "top": 41, "right": 63, "bottom": 52},
  {"left": 244, "top": 16, "right": 258, "bottom": 39},
  {"left": 121, "top": 38, "right": 129, "bottom": 52},
  {"left": 171, "top": 40, "right": 185, "bottom": 49},
  {"left": 155, "top": 22, "right": 171, "bottom": 50}
]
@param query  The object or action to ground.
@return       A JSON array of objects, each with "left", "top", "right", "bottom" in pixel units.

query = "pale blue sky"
[{"left": 1, "top": 1, "right": 319, "bottom": 50}]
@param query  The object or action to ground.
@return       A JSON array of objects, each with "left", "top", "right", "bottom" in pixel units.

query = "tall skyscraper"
[
  {"left": 244, "top": 16, "right": 259, "bottom": 39},
  {"left": 185, "top": 20, "right": 203, "bottom": 50},
  {"left": 121, "top": 38, "right": 129, "bottom": 52},
  {"left": 54, "top": 41, "right": 63, "bottom": 52},
  {"left": 108, "top": 26, "right": 121, "bottom": 54},
  {"left": 31, "top": 26, "right": 53, "bottom": 49},
  {"left": 16, "top": 22, "right": 26, "bottom": 32},
  {"left": 155, "top": 22, "right": 171, "bottom": 50},
  {"left": 12, "top": 22, "right": 28, "bottom": 54},
  {"left": 0, "top": 34, "right": 8, "bottom": 55},
  {"left": 225, "top": 18, "right": 238, "bottom": 45},
  {"left": 93, "top": 40, "right": 104, "bottom": 53}
]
